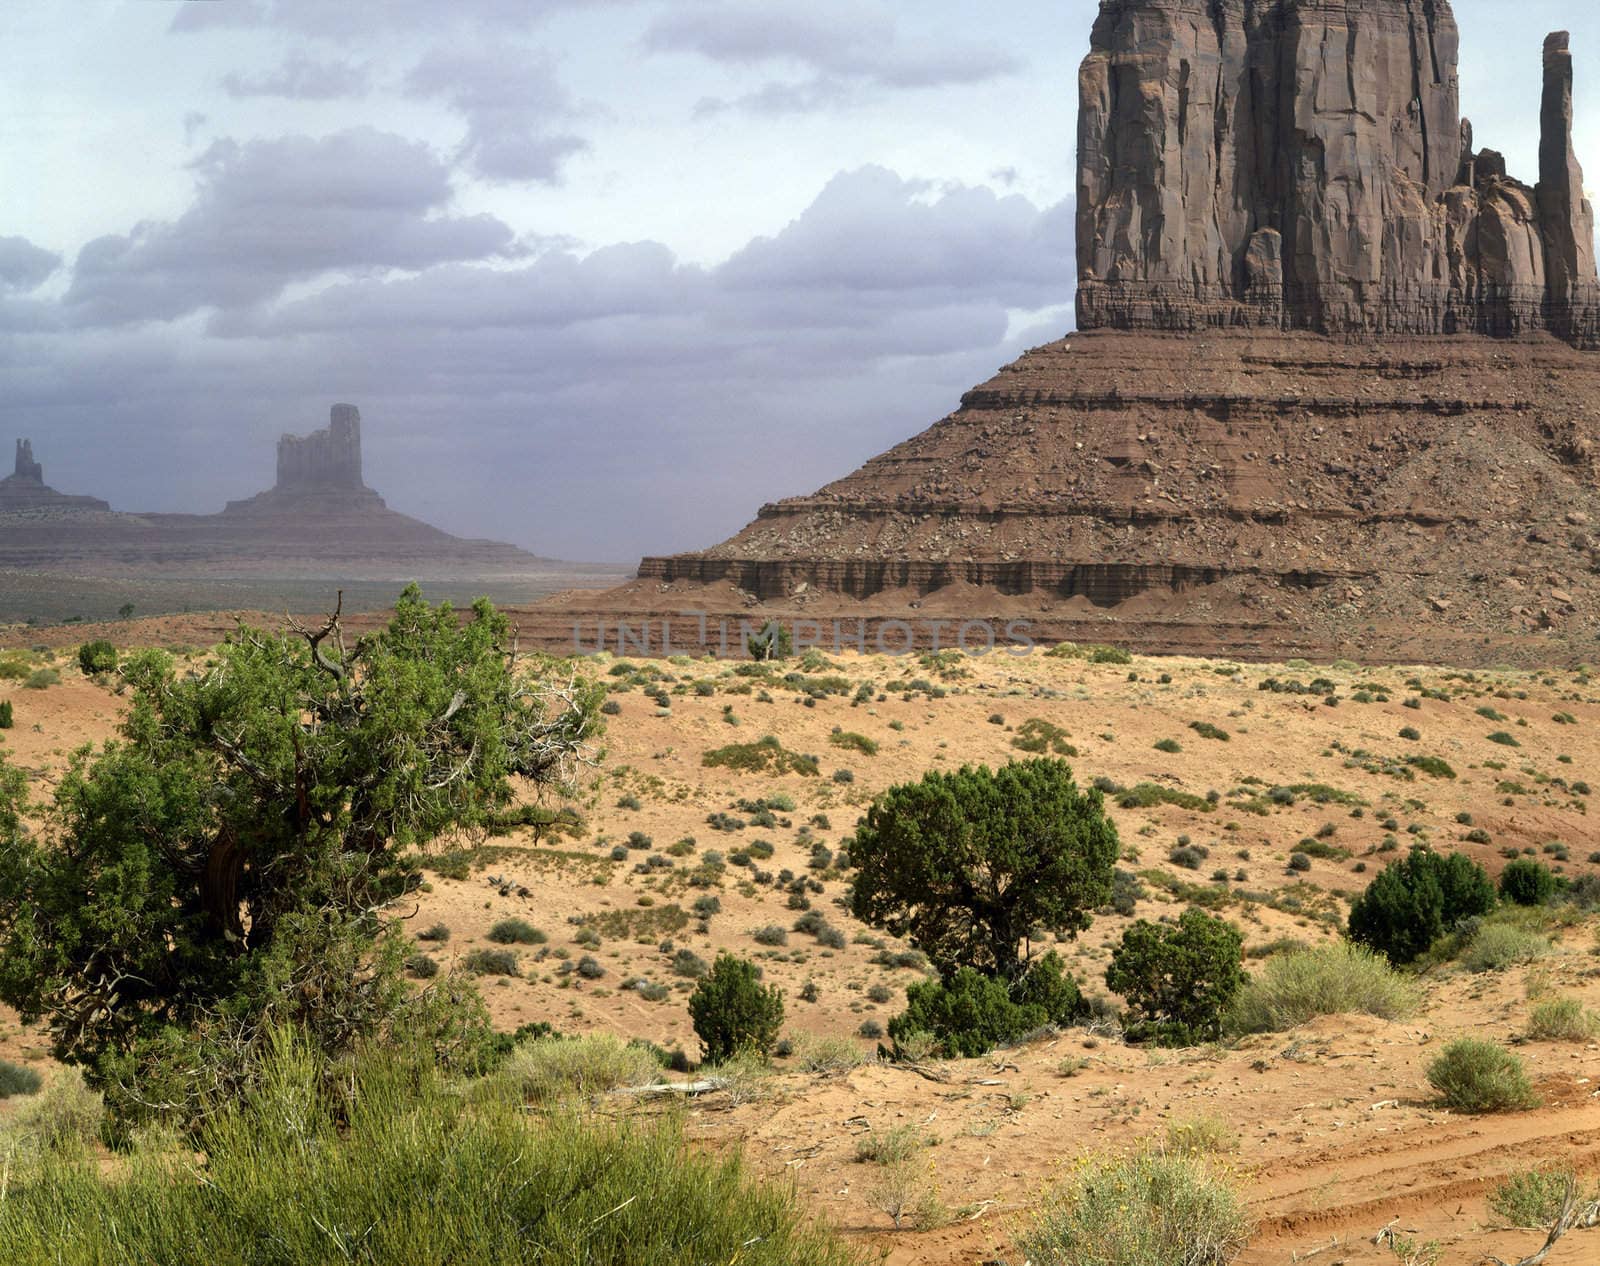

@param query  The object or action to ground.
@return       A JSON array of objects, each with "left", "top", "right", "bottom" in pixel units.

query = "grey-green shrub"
[
  {"left": 463, "top": 948, "right": 519, "bottom": 977},
  {"left": 1226, "top": 943, "right": 1420, "bottom": 1034},
  {"left": 0, "top": 1059, "right": 43, "bottom": 1099},
  {"left": 1488, "top": 1168, "right": 1587, "bottom": 1228},
  {"left": 1016, "top": 1146, "right": 1251, "bottom": 1266},
  {"left": 1426, "top": 1039, "right": 1538, "bottom": 1112},
  {"left": 487, "top": 919, "right": 546, "bottom": 946}
]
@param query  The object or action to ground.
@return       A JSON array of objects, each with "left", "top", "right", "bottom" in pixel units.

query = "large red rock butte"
[{"left": 601, "top": 0, "right": 1600, "bottom": 666}]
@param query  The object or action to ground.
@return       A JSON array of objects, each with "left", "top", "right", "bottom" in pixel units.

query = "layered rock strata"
[{"left": 641, "top": 329, "right": 1600, "bottom": 628}]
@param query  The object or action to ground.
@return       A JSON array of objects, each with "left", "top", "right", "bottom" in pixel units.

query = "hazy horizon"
[{"left": 3, "top": 0, "right": 1598, "bottom": 564}]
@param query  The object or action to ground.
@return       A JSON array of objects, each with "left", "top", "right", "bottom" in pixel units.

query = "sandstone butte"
[
  {"left": 0, "top": 407, "right": 554, "bottom": 580},
  {"left": 563, "top": 0, "right": 1600, "bottom": 667}
]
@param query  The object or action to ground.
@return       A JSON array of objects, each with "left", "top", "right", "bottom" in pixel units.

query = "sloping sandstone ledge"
[{"left": 617, "top": 329, "right": 1600, "bottom": 664}]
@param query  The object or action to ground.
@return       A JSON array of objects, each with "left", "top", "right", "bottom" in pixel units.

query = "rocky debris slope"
[{"left": 636, "top": 330, "right": 1600, "bottom": 655}]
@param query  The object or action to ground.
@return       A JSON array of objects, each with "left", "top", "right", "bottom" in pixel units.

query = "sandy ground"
[{"left": 3, "top": 627, "right": 1599, "bottom": 1263}]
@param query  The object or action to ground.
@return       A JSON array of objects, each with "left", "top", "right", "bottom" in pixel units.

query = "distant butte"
[
  {"left": 579, "top": 0, "right": 1600, "bottom": 666},
  {"left": 0, "top": 438, "right": 111, "bottom": 513},
  {"left": 224, "top": 404, "right": 387, "bottom": 515},
  {"left": 0, "top": 407, "right": 560, "bottom": 581}
]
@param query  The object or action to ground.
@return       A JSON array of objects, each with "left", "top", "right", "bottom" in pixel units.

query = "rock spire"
[{"left": 13, "top": 439, "right": 42, "bottom": 483}]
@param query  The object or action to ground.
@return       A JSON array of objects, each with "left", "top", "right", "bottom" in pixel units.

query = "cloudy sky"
[{"left": 3, "top": 0, "right": 1598, "bottom": 562}]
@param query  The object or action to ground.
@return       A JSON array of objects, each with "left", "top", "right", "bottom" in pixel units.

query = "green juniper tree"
[
  {"left": 1347, "top": 847, "right": 1496, "bottom": 964},
  {"left": 849, "top": 759, "right": 1118, "bottom": 981},
  {"left": 0, "top": 587, "right": 602, "bottom": 1122},
  {"left": 1106, "top": 908, "right": 1245, "bottom": 1046},
  {"left": 688, "top": 953, "right": 784, "bottom": 1063}
]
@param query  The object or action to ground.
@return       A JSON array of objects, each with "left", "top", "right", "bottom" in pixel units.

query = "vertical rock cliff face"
[
  {"left": 1076, "top": 0, "right": 1600, "bottom": 344},
  {"left": 13, "top": 439, "right": 42, "bottom": 484},
  {"left": 275, "top": 403, "right": 366, "bottom": 492}
]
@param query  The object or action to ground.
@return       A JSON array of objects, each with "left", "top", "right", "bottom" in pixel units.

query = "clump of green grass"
[
  {"left": 1426, "top": 1039, "right": 1539, "bottom": 1113},
  {"left": 495, "top": 1033, "right": 663, "bottom": 1103},
  {"left": 829, "top": 730, "right": 878, "bottom": 756},
  {"left": 0, "top": 1067, "right": 103, "bottom": 1163},
  {"left": 1525, "top": 996, "right": 1600, "bottom": 1041},
  {"left": 1461, "top": 923, "right": 1550, "bottom": 973},
  {"left": 22, "top": 669, "right": 58, "bottom": 691},
  {"left": 0, "top": 1037, "right": 857, "bottom": 1266},
  {"left": 794, "top": 1035, "right": 868, "bottom": 1075},
  {"left": 854, "top": 1123, "right": 930, "bottom": 1165},
  {"left": 1165, "top": 1115, "right": 1239, "bottom": 1155},
  {"left": 1486, "top": 731, "right": 1521, "bottom": 747},
  {"left": 1016, "top": 1146, "right": 1251, "bottom": 1266},
  {"left": 1153, "top": 738, "right": 1183, "bottom": 754},
  {"left": 702, "top": 737, "right": 819, "bottom": 777},
  {"left": 1188, "top": 721, "right": 1230, "bottom": 742},
  {"left": 1226, "top": 943, "right": 1421, "bottom": 1034}
]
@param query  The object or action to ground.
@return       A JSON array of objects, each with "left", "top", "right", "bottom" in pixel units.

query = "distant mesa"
[
  {"left": 225, "top": 404, "right": 386, "bottom": 514},
  {"left": 0, "top": 406, "right": 567, "bottom": 582},
  {"left": 0, "top": 438, "right": 111, "bottom": 513}
]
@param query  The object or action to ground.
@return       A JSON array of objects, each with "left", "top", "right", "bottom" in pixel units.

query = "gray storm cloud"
[{"left": 5, "top": 157, "right": 1072, "bottom": 559}]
